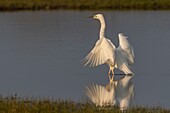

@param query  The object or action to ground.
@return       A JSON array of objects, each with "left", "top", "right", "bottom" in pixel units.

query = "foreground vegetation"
[
  {"left": 0, "top": 0, "right": 170, "bottom": 11},
  {"left": 0, "top": 95, "right": 169, "bottom": 113}
]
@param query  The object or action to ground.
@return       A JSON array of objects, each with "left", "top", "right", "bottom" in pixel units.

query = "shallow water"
[{"left": 0, "top": 10, "right": 169, "bottom": 108}]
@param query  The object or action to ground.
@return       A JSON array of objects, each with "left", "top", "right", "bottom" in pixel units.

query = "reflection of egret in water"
[
  {"left": 85, "top": 83, "right": 115, "bottom": 107},
  {"left": 85, "top": 75, "right": 134, "bottom": 111},
  {"left": 114, "top": 75, "right": 134, "bottom": 111}
]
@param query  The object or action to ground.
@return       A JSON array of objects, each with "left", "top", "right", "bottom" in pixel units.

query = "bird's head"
[{"left": 92, "top": 14, "right": 104, "bottom": 20}]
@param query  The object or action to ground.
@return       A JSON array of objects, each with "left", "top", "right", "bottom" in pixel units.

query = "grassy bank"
[
  {"left": 0, "top": 0, "right": 170, "bottom": 11},
  {"left": 0, "top": 95, "right": 169, "bottom": 113}
]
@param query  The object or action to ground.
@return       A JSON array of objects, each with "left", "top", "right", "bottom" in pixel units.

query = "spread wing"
[
  {"left": 117, "top": 33, "right": 134, "bottom": 65},
  {"left": 84, "top": 38, "right": 115, "bottom": 67},
  {"left": 85, "top": 84, "right": 115, "bottom": 106},
  {"left": 115, "top": 33, "right": 134, "bottom": 74},
  {"left": 115, "top": 49, "right": 133, "bottom": 74}
]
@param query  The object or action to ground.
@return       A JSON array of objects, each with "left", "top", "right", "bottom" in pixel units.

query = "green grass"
[
  {"left": 0, "top": 0, "right": 170, "bottom": 11},
  {"left": 0, "top": 95, "right": 169, "bottom": 113}
]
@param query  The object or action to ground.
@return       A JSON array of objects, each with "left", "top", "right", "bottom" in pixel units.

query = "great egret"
[
  {"left": 85, "top": 75, "right": 134, "bottom": 111},
  {"left": 84, "top": 14, "right": 134, "bottom": 83}
]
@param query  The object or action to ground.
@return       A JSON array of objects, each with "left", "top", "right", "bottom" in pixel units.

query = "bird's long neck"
[{"left": 99, "top": 17, "right": 106, "bottom": 39}]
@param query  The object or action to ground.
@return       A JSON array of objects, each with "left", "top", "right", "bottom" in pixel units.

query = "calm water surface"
[{"left": 0, "top": 10, "right": 169, "bottom": 108}]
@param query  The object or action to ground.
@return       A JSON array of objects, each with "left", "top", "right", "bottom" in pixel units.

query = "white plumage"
[
  {"left": 85, "top": 84, "right": 115, "bottom": 106},
  {"left": 115, "top": 33, "right": 135, "bottom": 74},
  {"left": 84, "top": 38, "right": 115, "bottom": 67},
  {"left": 84, "top": 14, "right": 134, "bottom": 83},
  {"left": 85, "top": 75, "right": 134, "bottom": 110},
  {"left": 114, "top": 75, "right": 134, "bottom": 111}
]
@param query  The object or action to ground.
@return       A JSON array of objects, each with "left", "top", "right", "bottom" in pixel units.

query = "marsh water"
[{"left": 0, "top": 10, "right": 170, "bottom": 108}]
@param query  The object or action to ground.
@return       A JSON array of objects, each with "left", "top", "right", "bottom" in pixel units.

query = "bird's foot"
[{"left": 110, "top": 78, "right": 113, "bottom": 85}]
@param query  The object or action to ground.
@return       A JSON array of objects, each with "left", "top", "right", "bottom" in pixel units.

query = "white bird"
[
  {"left": 84, "top": 14, "right": 134, "bottom": 83},
  {"left": 85, "top": 75, "right": 134, "bottom": 110}
]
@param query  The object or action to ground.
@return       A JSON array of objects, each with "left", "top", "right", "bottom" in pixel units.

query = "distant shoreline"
[{"left": 0, "top": 0, "right": 170, "bottom": 11}]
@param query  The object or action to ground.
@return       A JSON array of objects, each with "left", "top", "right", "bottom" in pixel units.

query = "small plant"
[{"left": 0, "top": 95, "right": 169, "bottom": 113}]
